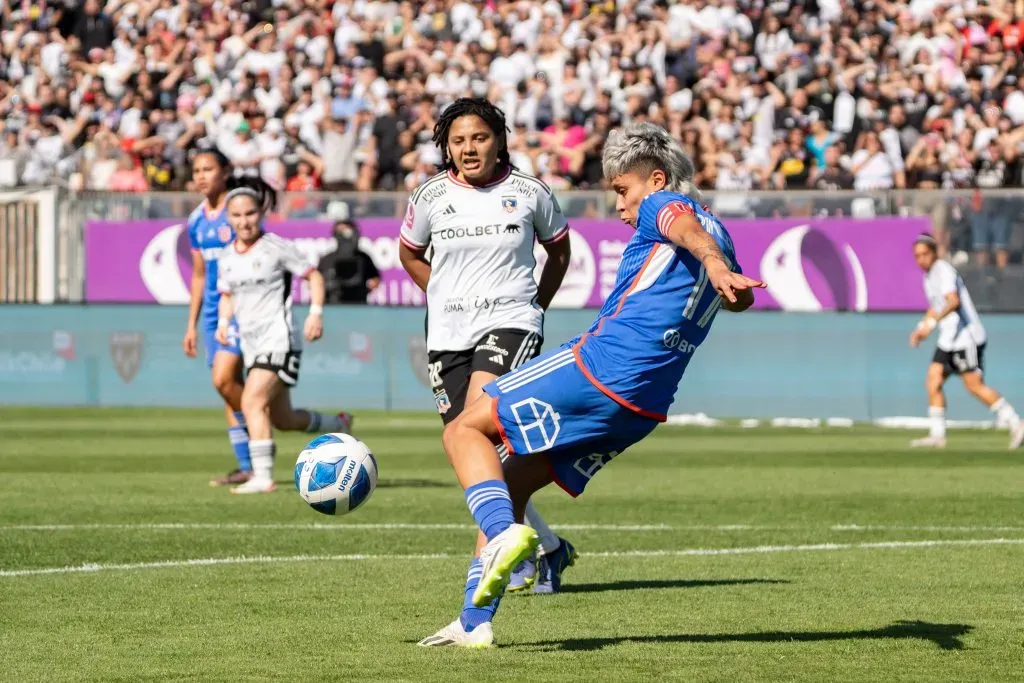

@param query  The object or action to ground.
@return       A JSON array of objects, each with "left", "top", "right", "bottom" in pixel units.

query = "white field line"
[
  {"left": 4, "top": 522, "right": 1024, "bottom": 533},
  {"left": 2, "top": 538, "right": 1022, "bottom": 578}
]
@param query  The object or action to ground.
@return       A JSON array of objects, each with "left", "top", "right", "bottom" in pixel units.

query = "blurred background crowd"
[{"left": 2, "top": 0, "right": 1024, "bottom": 195}]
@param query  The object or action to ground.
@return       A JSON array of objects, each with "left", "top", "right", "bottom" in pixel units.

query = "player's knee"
[{"left": 211, "top": 370, "right": 236, "bottom": 398}]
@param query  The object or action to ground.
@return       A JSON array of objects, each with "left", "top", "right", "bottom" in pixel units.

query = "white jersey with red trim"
[
  {"left": 401, "top": 167, "right": 570, "bottom": 352},
  {"left": 216, "top": 232, "right": 316, "bottom": 363}
]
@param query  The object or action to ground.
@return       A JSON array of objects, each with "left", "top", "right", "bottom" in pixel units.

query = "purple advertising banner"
[{"left": 84, "top": 216, "right": 931, "bottom": 311}]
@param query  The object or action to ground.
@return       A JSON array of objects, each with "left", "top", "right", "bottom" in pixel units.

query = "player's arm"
[
  {"left": 910, "top": 292, "right": 960, "bottom": 347},
  {"left": 398, "top": 195, "right": 433, "bottom": 291},
  {"left": 534, "top": 188, "right": 572, "bottom": 310},
  {"left": 183, "top": 246, "right": 205, "bottom": 358},
  {"left": 303, "top": 268, "right": 325, "bottom": 342},
  {"left": 663, "top": 212, "right": 765, "bottom": 307},
  {"left": 215, "top": 289, "right": 233, "bottom": 346}
]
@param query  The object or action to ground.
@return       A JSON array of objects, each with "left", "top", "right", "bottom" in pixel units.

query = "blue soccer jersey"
[
  {"left": 187, "top": 202, "right": 234, "bottom": 328},
  {"left": 571, "top": 191, "right": 740, "bottom": 420}
]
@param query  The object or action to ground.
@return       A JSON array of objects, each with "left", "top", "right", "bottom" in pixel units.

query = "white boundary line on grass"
[
  {"left": 5, "top": 522, "right": 1024, "bottom": 533},
  {"left": 2, "top": 538, "right": 1022, "bottom": 578}
]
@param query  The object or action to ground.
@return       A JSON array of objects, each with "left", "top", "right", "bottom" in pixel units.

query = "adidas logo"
[
  {"left": 443, "top": 204, "right": 457, "bottom": 216},
  {"left": 489, "top": 354, "right": 504, "bottom": 366}
]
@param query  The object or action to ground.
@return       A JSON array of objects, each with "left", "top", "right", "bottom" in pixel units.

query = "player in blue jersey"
[
  {"left": 181, "top": 149, "right": 253, "bottom": 487},
  {"left": 419, "top": 123, "right": 765, "bottom": 647}
]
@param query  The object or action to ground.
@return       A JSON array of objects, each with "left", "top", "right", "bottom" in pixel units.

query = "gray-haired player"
[
  {"left": 909, "top": 234, "right": 1024, "bottom": 449},
  {"left": 215, "top": 176, "right": 354, "bottom": 494}
]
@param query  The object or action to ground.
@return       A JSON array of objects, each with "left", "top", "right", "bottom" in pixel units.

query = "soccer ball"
[{"left": 294, "top": 433, "right": 378, "bottom": 516}]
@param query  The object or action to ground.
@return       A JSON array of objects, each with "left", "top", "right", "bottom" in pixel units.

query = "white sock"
[
  {"left": 524, "top": 500, "right": 560, "bottom": 555},
  {"left": 248, "top": 439, "right": 275, "bottom": 481},
  {"left": 494, "top": 443, "right": 560, "bottom": 554},
  {"left": 928, "top": 406, "right": 946, "bottom": 440},
  {"left": 990, "top": 398, "right": 1020, "bottom": 427}
]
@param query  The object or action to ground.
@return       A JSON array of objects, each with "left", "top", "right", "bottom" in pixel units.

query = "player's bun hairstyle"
[
  {"left": 432, "top": 97, "right": 511, "bottom": 172},
  {"left": 602, "top": 122, "right": 702, "bottom": 202},
  {"left": 914, "top": 233, "right": 939, "bottom": 253},
  {"left": 225, "top": 174, "right": 278, "bottom": 215}
]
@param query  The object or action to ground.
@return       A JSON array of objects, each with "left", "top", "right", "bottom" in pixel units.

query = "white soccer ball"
[{"left": 294, "top": 433, "right": 378, "bottom": 516}]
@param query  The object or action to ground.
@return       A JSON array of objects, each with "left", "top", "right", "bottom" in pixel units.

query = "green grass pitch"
[{"left": 1, "top": 407, "right": 1021, "bottom": 682}]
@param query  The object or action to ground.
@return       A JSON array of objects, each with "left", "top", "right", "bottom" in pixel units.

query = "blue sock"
[
  {"left": 229, "top": 412, "right": 251, "bottom": 472},
  {"left": 465, "top": 479, "right": 515, "bottom": 541},
  {"left": 460, "top": 557, "right": 499, "bottom": 632}
]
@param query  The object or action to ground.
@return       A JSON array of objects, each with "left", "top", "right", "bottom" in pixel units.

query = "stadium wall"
[{"left": 1, "top": 306, "right": 1022, "bottom": 421}]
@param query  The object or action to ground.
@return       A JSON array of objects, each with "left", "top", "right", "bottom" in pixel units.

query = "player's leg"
[
  {"left": 912, "top": 360, "right": 948, "bottom": 448},
  {"left": 232, "top": 368, "right": 282, "bottom": 494},
  {"left": 468, "top": 330, "right": 567, "bottom": 590},
  {"left": 954, "top": 348, "right": 1019, "bottom": 448},
  {"left": 207, "top": 323, "right": 252, "bottom": 486}
]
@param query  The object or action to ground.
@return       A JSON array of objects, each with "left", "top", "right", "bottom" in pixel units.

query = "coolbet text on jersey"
[
  {"left": 483, "top": 191, "right": 742, "bottom": 496},
  {"left": 187, "top": 203, "right": 242, "bottom": 365}
]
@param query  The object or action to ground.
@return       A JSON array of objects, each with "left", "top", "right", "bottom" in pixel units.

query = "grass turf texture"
[{"left": 0, "top": 407, "right": 1021, "bottom": 682}]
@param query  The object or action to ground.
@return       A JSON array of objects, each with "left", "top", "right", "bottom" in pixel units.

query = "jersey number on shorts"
[{"left": 427, "top": 361, "right": 443, "bottom": 389}]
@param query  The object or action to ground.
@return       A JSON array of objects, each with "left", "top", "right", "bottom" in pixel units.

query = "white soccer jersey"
[
  {"left": 400, "top": 167, "right": 570, "bottom": 352},
  {"left": 923, "top": 259, "right": 986, "bottom": 351},
  {"left": 217, "top": 233, "right": 316, "bottom": 363}
]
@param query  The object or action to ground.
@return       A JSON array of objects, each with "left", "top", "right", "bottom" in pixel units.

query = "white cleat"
[
  {"left": 230, "top": 477, "right": 277, "bottom": 495},
  {"left": 1010, "top": 422, "right": 1024, "bottom": 450},
  {"left": 473, "top": 523, "right": 539, "bottom": 607},
  {"left": 910, "top": 436, "right": 947, "bottom": 449},
  {"left": 418, "top": 619, "right": 494, "bottom": 648}
]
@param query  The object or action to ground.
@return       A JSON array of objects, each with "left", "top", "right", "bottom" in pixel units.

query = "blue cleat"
[
  {"left": 507, "top": 554, "right": 538, "bottom": 592},
  {"left": 533, "top": 538, "right": 577, "bottom": 594}
]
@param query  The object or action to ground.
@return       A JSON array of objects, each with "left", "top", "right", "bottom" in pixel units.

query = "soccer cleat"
[
  {"left": 533, "top": 538, "right": 578, "bottom": 594},
  {"left": 472, "top": 523, "right": 539, "bottom": 607},
  {"left": 230, "top": 478, "right": 277, "bottom": 495},
  {"left": 507, "top": 554, "right": 538, "bottom": 593},
  {"left": 210, "top": 468, "right": 252, "bottom": 487},
  {"left": 910, "top": 436, "right": 947, "bottom": 448},
  {"left": 338, "top": 411, "right": 354, "bottom": 434},
  {"left": 1010, "top": 422, "right": 1024, "bottom": 450},
  {"left": 417, "top": 619, "right": 494, "bottom": 648}
]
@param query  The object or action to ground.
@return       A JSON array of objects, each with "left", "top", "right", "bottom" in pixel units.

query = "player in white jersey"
[
  {"left": 215, "top": 177, "right": 354, "bottom": 494},
  {"left": 909, "top": 234, "right": 1024, "bottom": 449},
  {"left": 399, "top": 98, "right": 575, "bottom": 593}
]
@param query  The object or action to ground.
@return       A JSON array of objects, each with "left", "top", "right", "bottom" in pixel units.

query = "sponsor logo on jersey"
[
  {"left": 510, "top": 397, "right": 560, "bottom": 452},
  {"left": 504, "top": 223, "right": 521, "bottom": 234},
  {"left": 419, "top": 182, "right": 448, "bottom": 204},
  {"left": 489, "top": 354, "right": 504, "bottom": 366},
  {"left": 200, "top": 247, "right": 223, "bottom": 261},
  {"left": 442, "top": 204, "right": 457, "bottom": 216},
  {"left": 662, "top": 329, "right": 696, "bottom": 354},
  {"left": 432, "top": 224, "right": 506, "bottom": 240},
  {"left": 444, "top": 298, "right": 466, "bottom": 313},
  {"left": 110, "top": 331, "right": 145, "bottom": 383},
  {"left": 401, "top": 201, "right": 415, "bottom": 231},
  {"left": 509, "top": 177, "right": 539, "bottom": 197},
  {"left": 502, "top": 196, "right": 517, "bottom": 213},
  {"left": 434, "top": 388, "right": 452, "bottom": 415}
]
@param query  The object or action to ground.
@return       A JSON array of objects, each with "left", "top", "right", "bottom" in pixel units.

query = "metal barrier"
[{"left": 0, "top": 199, "right": 38, "bottom": 302}]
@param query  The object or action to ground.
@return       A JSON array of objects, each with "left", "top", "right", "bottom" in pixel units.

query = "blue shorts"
[
  {"left": 201, "top": 318, "right": 241, "bottom": 368},
  {"left": 483, "top": 345, "right": 659, "bottom": 497}
]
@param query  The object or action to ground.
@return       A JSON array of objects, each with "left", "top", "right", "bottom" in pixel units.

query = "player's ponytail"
[{"left": 225, "top": 174, "right": 278, "bottom": 216}]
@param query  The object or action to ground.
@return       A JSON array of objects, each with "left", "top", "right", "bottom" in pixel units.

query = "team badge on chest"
[
  {"left": 218, "top": 225, "right": 233, "bottom": 243},
  {"left": 501, "top": 196, "right": 518, "bottom": 213}
]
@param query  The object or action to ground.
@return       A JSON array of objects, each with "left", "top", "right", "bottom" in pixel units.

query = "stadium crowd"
[{"left": 2, "top": 0, "right": 1024, "bottom": 200}]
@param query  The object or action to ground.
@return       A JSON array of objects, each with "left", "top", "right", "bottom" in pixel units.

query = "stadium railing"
[{"left": 1, "top": 188, "right": 1023, "bottom": 305}]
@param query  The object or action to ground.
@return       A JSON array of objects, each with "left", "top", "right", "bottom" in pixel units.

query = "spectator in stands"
[{"left": 318, "top": 217, "right": 380, "bottom": 305}]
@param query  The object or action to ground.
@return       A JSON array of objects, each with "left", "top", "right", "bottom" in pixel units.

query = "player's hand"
[
  {"left": 215, "top": 326, "right": 229, "bottom": 346},
  {"left": 304, "top": 314, "right": 323, "bottom": 342},
  {"left": 183, "top": 328, "right": 198, "bottom": 358},
  {"left": 707, "top": 266, "right": 766, "bottom": 304},
  {"left": 909, "top": 329, "right": 924, "bottom": 348}
]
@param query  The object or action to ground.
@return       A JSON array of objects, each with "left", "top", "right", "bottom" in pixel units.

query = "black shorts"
[
  {"left": 427, "top": 329, "right": 542, "bottom": 424},
  {"left": 248, "top": 351, "right": 302, "bottom": 386},
  {"left": 933, "top": 343, "right": 986, "bottom": 377}
]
